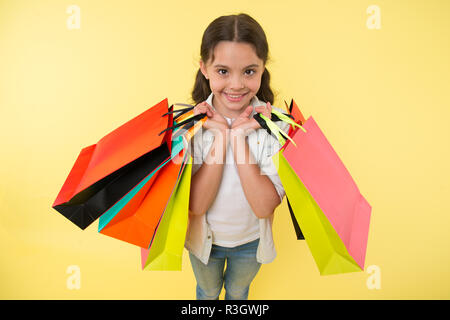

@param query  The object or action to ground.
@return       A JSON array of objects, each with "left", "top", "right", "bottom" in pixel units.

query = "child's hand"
[
  {"left": 254, "top": 101, "right": 272, "bottom": 119},
  {"left": 194, "top": 101, "right": 229, "bottom": 135},
  {"left": 231, "top": 102, "right": 272, "bottom": 137}
]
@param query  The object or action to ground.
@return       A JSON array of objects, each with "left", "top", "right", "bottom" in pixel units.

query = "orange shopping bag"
[{"left": 98, "top": 146, "right": 186, "bottom": 248}]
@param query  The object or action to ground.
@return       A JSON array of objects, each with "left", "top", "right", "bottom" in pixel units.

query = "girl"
[{"left": 184, "top": 13, "right": 289, "bottom": 300}]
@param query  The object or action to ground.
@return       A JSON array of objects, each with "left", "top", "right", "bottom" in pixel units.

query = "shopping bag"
[
  {"left": 97, "top": 135, "right": 185, "bottom": 232},
  {"left": 287, "top": 197, "right": 304, "bottom": 240},
  {"left": 140, "top": 155, "right": 192, "bottom": 271},
  {"left": 98, "top": 142, "right": 186, "bottom": 248},
  {"left": 273, "top": 114, "right": 371, "bottom": 275},
  {"left": 253, "top": 105, "right": 306, "bottom": 240},
  {"left": 284, "top": 99, "right": 306, "bottom": 139},
  {"left": 52, "top": 99, "right": 173, "bottom": 229},
  {"left": 285, "top": 99, "right": 306, "bottom": 240}
]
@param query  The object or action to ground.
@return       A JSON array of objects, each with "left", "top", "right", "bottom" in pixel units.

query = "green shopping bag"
[
  {"left": 140, "top": 155, "right": 192, "bottom": 271},
  {"left": 275, "top": 153, "right": 362, "bottom": 275}
]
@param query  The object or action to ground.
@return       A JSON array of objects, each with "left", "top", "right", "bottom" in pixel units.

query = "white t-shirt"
[
  {"left": 205, "top": 115, "right": 260, "bottom": 247},
  {"left": 190, "top": 92, "right": 287, "bottom": 248}
]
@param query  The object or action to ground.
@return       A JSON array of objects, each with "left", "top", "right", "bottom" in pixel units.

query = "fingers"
[
  {"left": 193, "top": 101, "right": 228, "bottom": 132},
  {"left": 203, "top": 118, "right": 228, "bottom": 132},
  {"left": 241, "top": 105, "right": 253, "bottom": 118},
  {"left": 193, "top": 101, "right": 213, "bottom": 117},
  {"left": 205, "top": 104, "right": 215, "bottom": 117},
  {"left": 255, "top": 102, "right": 272, "bottom": 118},
  {"left": 266, "top": 102, "right": 272, "bottom": 117}
]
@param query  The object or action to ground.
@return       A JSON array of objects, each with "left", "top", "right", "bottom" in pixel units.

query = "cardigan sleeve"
[{"left": 189, "top": 132, "right": 203, "bottom": 176}]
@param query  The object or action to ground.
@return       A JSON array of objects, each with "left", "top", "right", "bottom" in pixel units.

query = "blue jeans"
[{"left": 189, "top": 238, "right": 261, "bottom": 300}]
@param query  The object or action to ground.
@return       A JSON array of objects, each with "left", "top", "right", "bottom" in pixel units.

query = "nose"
[{"left": 229, "top": 74, "right": 245, "bottom": 90}]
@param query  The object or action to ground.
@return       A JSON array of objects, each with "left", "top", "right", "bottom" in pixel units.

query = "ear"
[{"left": 199, "top": 60, "right": 209, "bottom": 80}]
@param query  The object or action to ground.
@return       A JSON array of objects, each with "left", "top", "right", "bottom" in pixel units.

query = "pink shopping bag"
[{"left": 282, "top": 116, "right": 371, "bottom": 270}]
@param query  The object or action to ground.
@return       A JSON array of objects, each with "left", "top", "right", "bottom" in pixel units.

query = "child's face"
[{"left": 200, "top": 41, "right": 264, "bottom": 118}]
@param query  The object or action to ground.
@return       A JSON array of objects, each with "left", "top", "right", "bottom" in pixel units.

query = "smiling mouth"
[{"left": 224, "top": 92, "right": 248, "bottom": 101}]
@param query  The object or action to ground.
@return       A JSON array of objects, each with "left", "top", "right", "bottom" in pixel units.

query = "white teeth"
[{"left": 226, "top": 93, "right": 245, "bottom": 98}]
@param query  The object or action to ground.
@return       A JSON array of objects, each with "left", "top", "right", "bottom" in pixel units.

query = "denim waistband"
[{"left": 212, "top": 238, "right": 260, "bottom": 251}]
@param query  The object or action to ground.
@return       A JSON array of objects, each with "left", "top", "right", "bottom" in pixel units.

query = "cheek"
[
  {"left": 209, "top": 78, "right": 226, "bottom": 92},
  {"left": 247, "top": 78, "right": 262, "bottom": 93}
]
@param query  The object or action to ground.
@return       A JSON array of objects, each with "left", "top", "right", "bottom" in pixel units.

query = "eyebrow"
[{"left": 213, "top": 64, "right": 260, "bottom": 69}]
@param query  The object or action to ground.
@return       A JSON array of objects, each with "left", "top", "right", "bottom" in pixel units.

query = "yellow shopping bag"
[
  {"left": 141, "top": 155, "right": 192, "bottom": 271},
  {"left": 275, "top": 153, "right": 363, "bottom": 275}
]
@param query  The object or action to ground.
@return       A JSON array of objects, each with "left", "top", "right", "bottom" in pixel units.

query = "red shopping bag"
[{"left": 52, "top": 99, "right": 173, "bottom": 229}]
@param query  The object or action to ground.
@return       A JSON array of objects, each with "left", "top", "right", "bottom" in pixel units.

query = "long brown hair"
[{"left": 191, "top": 13, "right": 274, "bottom": 105}]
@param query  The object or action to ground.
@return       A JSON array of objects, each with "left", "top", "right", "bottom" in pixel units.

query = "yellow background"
[{"left": 1, "top": 0, "right": 449, "bottom": 299}]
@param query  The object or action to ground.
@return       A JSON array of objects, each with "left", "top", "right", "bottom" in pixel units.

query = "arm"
[
  {"left": 230, "top": 132, "right": 281, "bottom": 219},
  {"left": 189, "top": 129, "right": 229, "bottom": 216},
  {"left": 189, "top": 103, "right": 230, "bottom": 216}
]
